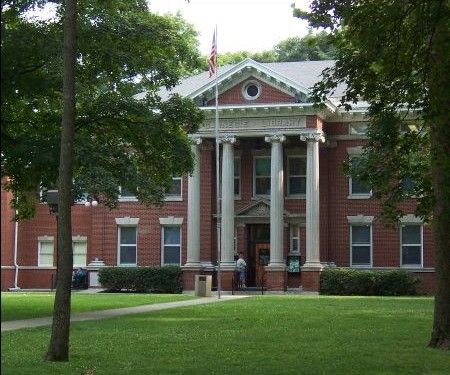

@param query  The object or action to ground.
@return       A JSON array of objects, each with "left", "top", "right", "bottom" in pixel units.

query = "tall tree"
[
  {"left": 296, "top": 0, "right": 449, "bottom": 349},
  {"left": 2, "top": 0, "right": 205, "bottom": 362},
  {"left": 274, "top": 30, "right": 336, "bottom": 61},
  {"left": 2, "top": 0, "right": 204, "bottom": 219},
  {"left": 45, "top": 0, "right": 77, "bottom": 361}
]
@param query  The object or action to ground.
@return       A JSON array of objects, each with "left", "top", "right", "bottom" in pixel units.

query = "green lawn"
[
  {"left": 2, "top": 296, "right": 449, "bottom": 375},
  {"left": 0, "top": 292, "right": 195, "bottom": 321}
]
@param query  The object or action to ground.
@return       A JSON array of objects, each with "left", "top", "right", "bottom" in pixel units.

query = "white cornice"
[{"left": 189, "top": 58, "right": 310, "bottom": 101}]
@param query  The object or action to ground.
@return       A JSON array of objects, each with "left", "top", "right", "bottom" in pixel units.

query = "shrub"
[
  {"left": 320, "top": 268, "right": 419, "bottom": 296},
  {"left": 98, "top": 266, "right": 182, "bottom": 293}
]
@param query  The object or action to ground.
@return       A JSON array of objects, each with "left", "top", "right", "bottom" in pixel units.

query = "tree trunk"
[
  {"left": 427, "top": 2, "right": 450, "bottom": 350},
  {"left": 45, "top": 0, "right": 77, "bottom": 362}
]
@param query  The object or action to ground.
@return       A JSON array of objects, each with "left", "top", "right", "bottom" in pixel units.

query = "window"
[
  {"left": 162, "top": 226, "right": 181, "bottom": 265},
  {"left": 349, "top": 122, "right": 369, "bottom": 135},
  {"left": 38, "top": 239, "right": 54, "bottom": 267},
  {"left": 72, "top": 240, "right": 87, "bottom": 267},
  {"left": 254, "top": 156, "right": 271, "bottom": 196},
  {"left": 350, "top": 225, "right": 372, "bottom": 266},
  {"left": 234, "top": 157, "right": 241, "bottom": 197},
  {"left": 349, "top": 157, "right": 371, "bottom": 196},
  {"left": 118, "top": 226, "right": 137, "bottom": 265},
  {"left": 119, "top": 186, "right": 137, "bottom": 201},
  {"left": 165, "top": 176, "right": 182, "bottom": 200},
  {"left": 401, "top": 225, "right": 422, "bottom": 267},
  {"left": 242, "top": 80, "right": 261, "bottom": 100},
  {"left": 288, "top": 156, "right": 306, "bottom": 196},
  {"left": 290, "top": 225, "right": 300, "bottom": 254}
]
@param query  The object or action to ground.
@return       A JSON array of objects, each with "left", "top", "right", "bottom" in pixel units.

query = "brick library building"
[{"left": 1, "top": 59, "right": 436, "bottom": 294}]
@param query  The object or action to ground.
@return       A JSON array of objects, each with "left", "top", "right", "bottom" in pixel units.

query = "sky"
[{"left": 148, "top": 0, "right": 312, "bottom": 55}]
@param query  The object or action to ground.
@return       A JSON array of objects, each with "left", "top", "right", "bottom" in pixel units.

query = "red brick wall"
[
  {"left": 3, "top": 124, "right": 436, "bottom": 292},
  {"left": 208, "top": 77, "right": 294, "bottom": 106}
]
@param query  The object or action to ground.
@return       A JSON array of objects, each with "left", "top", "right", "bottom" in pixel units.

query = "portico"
[{"left": 183, "top": 110, "right": 326, "bottom": 291}]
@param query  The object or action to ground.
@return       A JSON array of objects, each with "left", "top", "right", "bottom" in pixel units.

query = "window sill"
[
  {"left": 347, "top": 194, "right": 372, "bottom": 200},
  {"left": 118, "top": 197, "right": 139, "bottom": 202},
  {"left": 350, "top": 264, "right": 372, "bottom": 268},
  {"left": 164, "top": 197, "right": 183, "bottom": 202},
  {"left": 286, "top": 195, "right": 306, "bottom": 200},
  {"left": 117, "top": 263, "right": 137, "bottom": 267},
  {"left": 401, "top": 265, "right": 423, "bottom": 269}
]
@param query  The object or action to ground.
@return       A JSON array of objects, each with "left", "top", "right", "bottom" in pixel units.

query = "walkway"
[{"left": 1, "top": 295, "right": 250, "bottom": 332}]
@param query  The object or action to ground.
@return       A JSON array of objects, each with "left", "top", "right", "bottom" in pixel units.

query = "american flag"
[{"left": 208, "top": 30, "right": 217, "bottom": 78}]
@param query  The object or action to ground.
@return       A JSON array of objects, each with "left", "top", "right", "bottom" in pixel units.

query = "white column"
[
  {"left": 265, "top": 134, "right": 286, "bottom": 268},
  {"left": 300, "top": 131, "right": 325, "bottom": 267},
  {"left": 220, "top": 135, "right": 236, "bottom": 267},
  {"left": 186, "top": 138, "right": 202, "bottom": 267}
]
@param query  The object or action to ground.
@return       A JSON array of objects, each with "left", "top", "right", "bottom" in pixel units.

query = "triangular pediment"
[
  {"left": 190, "top": 58, "right": 310, "bottom": 105},
  {"left": 236, "top": 199, "right": 293, "bottom": 218}
]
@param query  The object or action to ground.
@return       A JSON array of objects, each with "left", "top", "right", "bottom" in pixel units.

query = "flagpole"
[{"left": 214, "top": 25, "right": 222, "bottom": 300}]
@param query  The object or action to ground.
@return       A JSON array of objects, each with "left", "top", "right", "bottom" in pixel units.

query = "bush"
[
  {"left": 98, "top": 266, "right": 182, "bottom": 293},
  {"left": 320, "top": 268, "right": 419, "bottom": 296}
]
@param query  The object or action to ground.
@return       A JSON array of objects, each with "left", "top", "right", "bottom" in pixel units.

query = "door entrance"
[
  {"left": 255, "top": 244, "right": 270, "bottom": 287},
  {"left": 246, "top": 224, "right": 270, "bottom": 287}
]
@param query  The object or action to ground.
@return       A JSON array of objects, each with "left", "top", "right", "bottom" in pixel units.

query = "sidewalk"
[{"left": 1, "top": 295, "right": 250, "bottom": 332}]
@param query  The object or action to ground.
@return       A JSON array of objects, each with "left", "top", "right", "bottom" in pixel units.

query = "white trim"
[
  {"left": 289, "top": 224, "right": 300, "bottom": 255},
  {"left": 164, "top": 176, "right": 183, "bottom": 202},
  {"left": 347, "top": 215, "right": 374, "bottom": 225},
  {"left": 115, "top": 217, "right": 140, "bottom": 226},
  {"left": 242, "top": 79, "right": 262, "bottom": 101},
  {"left": 350, "top": 224, "right": 373, "bottom": 267},
  {"left": 72, "top": 235, "right": 87, "bottom": 242},
  {"left": 38, "top": 239, "right": 54, "bottom": 267},
  {"left": 287, "top": 155, "right": 307, "bottom": 197},
  {"left": 118, "top": 186, "right": 138, "bottom": 202},
  {"left": 234, "top": 156, "right": 241, "bottom": 199},
  {"left": 348, "top": 155, "right": 372, "bottom": 198},
  {"left": 159, "top": 216, "right": 184, "bottom": 225},
  {"left": 161, "top": 225, "right": 182, "bottom": 266},
  {"left": 117, "top": 225, "right": 137, "bottom": 266},
  {"left": 189, "top": 58, "right": 310, "bottom": 101},
  {"left": 400, "top": 224, "right": 423, "bottom": 268},
  {"left": 400, "top": 214, "right": 423, "bottom": 224},
  {"left": 72, "top": 239, "right": 87, "bottom": 267}
]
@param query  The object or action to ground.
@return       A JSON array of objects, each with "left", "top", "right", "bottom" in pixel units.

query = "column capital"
[
  {"left": 218, "top": 134, "right": 236, "bottom": 144},
  {"left": 189, "top": 135, "right": 202, "bottom": 145},
  {"left": 300, "top": 131, "right": 325, "bottom": 143},
  {"left": 264, "top": 134, "right": 286, "bottom": 143}
]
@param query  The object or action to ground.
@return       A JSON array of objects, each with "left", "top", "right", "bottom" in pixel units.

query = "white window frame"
[
  {"left": 287, "top": 156, "right": 306, "bottom": 197},
  {"left": 38, "top": 237, "right": 54, "bottom": 267},
  {"left": 118, "top": 186, "right": 138, "bottom": 202},
  {"left": 117, "top": 225, "right": 137, "bottom": 266},
  {"left": 289, "top": 224, "right": 300, "bottom": 255},
  {"left": 72, "top": 236, "right": 88, "bottom": 267},
  {"left": 400, "top": 224, "right": 423, "bottom": 268},
  {"left": 348, "top": 155, "right": 372, "bottom": 199},
  {"left": 234, "top": 157, "right": 241, "bottom": 199},
  {"left": 350, "top": 224, "right": 373, "bottom": 267},
  {"left": 348, "top": 122, "right": 369, "bottom": 135},
  {"left": 253, "top": 156, "right": 271, "bottom": 197},
  {"left": 161, "top": 225, "right": 181, "bottom": 266},
  {"left": 165, "top": 176, "right": 183, "bottom": 202}
]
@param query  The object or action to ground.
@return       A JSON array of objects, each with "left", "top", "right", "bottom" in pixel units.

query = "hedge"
[
  {"left": 319, "top": 268, "right": 420, "bottom": 296},
  {"left": 98, "top": 266, "right": 183, "bottom": 293}
]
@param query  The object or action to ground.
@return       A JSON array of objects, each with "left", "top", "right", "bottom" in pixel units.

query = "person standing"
[{"left": 236, "top": 252, "right": 247, "bottom": 289}]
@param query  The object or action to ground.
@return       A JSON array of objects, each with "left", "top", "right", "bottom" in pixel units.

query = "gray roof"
[{"left": 150, "top": 59, "right": 343, "bottom": 101}]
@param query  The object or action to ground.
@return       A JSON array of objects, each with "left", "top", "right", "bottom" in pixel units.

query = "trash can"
[{"left": 194, "top": 275, "right": 212, "bottom": 297}]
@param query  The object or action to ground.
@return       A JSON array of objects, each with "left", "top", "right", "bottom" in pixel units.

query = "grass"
[
  {"left": 0, "top": 292, "right": 195, "bottom": 321},
  {"left": 2, "top": 296, "right": 449, "bottom": 375}
]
